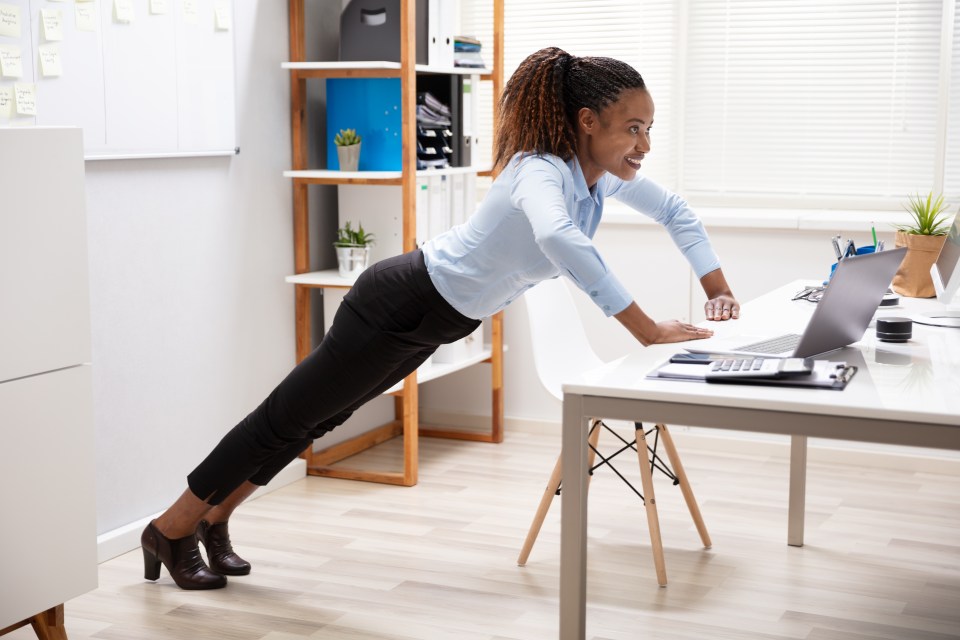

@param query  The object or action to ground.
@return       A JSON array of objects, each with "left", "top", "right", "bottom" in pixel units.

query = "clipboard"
[{"left": 648, "top": 358, "right": 858, "bottom": 391}]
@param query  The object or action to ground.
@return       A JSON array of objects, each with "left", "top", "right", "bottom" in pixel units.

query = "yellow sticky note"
[
  {"left": 14, "top": 82, "right": 36, "bottom": 116},
  {"left": 0, "top": 45, "right": 23, "bottom": 78},
  {"left": 150, "top": 0, "right": 169, "bottom": 15},
  {"left": 75, "top": 3, "right": 97, "bottom": 31},
  {"left": 0, "top": 3, "right": 22, "bottom": 38},
  {"left": 114, "top": 0, "right": 134, "bottom": 23},
  {"left": 182, "top": 0, "right": 199, "bottom": 25},
  {"left": 214, "top": 1, "right": 231, "bottom": 31},
  {"left": 39, "top": 43, "right": 62, "bottom": 77},
  {"left": 40, "top": 8, "right": 64, "bottom": 41},
  {"left": 0, "top": 85, "right": 14, "bottom": 118}
]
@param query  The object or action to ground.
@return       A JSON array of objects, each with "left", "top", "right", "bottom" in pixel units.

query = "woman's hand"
[
  {"left": 700, "top": 269, "right": 740, "bottom": 321},
  {"left": 704, "top": 294, "right": 740, "bottom": 321},
  {"left": 653, "top": 320, "right": 714, "bottom": 344}
]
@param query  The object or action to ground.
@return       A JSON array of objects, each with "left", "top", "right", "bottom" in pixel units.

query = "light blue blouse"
[{"left": 422, "top": 153, "right": 721, "bottom": 320}]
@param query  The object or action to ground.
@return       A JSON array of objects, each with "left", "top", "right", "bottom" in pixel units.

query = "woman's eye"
[{"left": 630, "top": 126, "right": 640, "bottom": 134}]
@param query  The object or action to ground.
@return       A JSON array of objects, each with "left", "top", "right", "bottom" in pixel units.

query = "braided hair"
[{"left": 493, "top": 47, "right": 646, "bottom": 171}]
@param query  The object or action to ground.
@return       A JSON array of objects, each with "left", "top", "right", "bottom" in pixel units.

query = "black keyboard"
[{"left": 734, "top": 333, "right": 802, "bottom": 354}]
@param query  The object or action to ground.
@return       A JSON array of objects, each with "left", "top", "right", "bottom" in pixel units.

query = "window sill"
[{"left": 601, "top": 201, "right": 911, "bottom": 233}]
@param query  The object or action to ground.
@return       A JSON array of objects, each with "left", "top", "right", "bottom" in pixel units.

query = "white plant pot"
[
  {"left": 336, "top": 143, "right": 361, "bottom": 171},
  {"left": 335, "top": 245, "right": 371, "bottom": 279}
]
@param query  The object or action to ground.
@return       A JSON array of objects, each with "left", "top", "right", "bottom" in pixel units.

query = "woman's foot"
[
  {"left": 141, "top": 520, "right": 227, "bottom": 590},
  {"left": 197, "top": 520, "right": 252, "bottom": 576}
]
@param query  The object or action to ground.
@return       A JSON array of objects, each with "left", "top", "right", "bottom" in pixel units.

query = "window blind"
[{"left": 462, "top": 0, "right": 956, "bottom": 209}]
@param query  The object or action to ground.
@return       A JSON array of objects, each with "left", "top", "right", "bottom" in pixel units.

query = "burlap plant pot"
[{"left": 891, "top": 230, "right": 948, "bottom": 298}]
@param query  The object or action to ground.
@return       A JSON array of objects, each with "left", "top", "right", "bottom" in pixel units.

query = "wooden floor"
[{"left": 13, "top": 427, "right": 960, "bottom": 640}]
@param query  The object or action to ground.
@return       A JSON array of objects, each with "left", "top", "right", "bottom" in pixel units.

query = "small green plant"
[
  {"left": 334, "top": 221, "right": 375, "bottom": 247},
  {"left": 334, "top": 128, "right": 361, "bottom": 147},
  {"left": 896, "top": 192, "right": 952, "bottom": 236}
]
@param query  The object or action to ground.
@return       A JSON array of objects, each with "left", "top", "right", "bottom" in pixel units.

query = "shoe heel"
[{"left": 143, "top": 546, "right": 161, "bottom": 581}]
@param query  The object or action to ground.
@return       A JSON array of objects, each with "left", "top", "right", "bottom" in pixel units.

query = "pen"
[
  {"left": 871, "top": 222, "right": 878, "bottom": 248},
  {"left": 876, "top": 239, "right": 885, "bottom": 252},
  {"left": 844, "top": 239, "right": 856, "bottom": 258}
]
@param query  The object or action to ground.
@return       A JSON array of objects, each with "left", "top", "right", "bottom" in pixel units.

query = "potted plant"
[
  {"left": 334, "top": 220, "right": 375, "bottom": 278},
  {"left": 334, "top": 128, "right": 362, "bottom": 172},
  {"left": 891, "top": 192, "right": 952, "bottom": 297}
]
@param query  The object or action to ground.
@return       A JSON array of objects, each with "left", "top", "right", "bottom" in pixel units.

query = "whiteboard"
[{"left": 0, "top": 0, "right": 236, "bottom": 159}]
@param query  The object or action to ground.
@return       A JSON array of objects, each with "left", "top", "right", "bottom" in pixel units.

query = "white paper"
[
  {"left": 75, "top": 3, "right": 97, "bottom": 31},
  {"left": 214, "top": 0, "right": 230, "bottom": 31},
  {"left": 114, "top": 0, "right": 134, "bottom": 23},
  {"left": 182, "top": 0, "right": 198, "bottom": 25},
  {"left": 0, "top": 85, "right": 14, "bottom": 118},
  {"left": 14, "top": 83, "right": 37, "bottom": 116},
  {"left": 40, "top": 8, "right": 64, "bottom": 41},
  {"left": 0, "top": 45, "right": 23, "bottom": 78},
  {"left": 150, "top": 0, "right": 169, "bottom": 15},
  {"left": 0, "top": 3, "right": 22, "bottom": 38},
  {"left": 38, "top": 43, "right": 62, "bottom": 77}
]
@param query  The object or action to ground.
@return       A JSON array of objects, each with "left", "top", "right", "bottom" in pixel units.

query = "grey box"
[{"left": 340, "top": 0, "right": 429, "bottom": 64}]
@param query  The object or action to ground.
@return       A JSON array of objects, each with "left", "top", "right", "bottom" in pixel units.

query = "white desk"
[{"left": 558, "top": 281, "right": 960, "bottom": 640}]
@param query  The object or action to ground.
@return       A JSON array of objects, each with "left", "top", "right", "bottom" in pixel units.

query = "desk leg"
[
  {"left": 560, "top": 393, "right": 588, "bottom": 640},
  {"left": 788, "top": 434, "right": 807, "bottom": 547}
]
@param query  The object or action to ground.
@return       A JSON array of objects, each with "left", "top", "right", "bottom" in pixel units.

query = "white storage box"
[{"left": 433, "top": 324, "right": 484, "bottom": 363}]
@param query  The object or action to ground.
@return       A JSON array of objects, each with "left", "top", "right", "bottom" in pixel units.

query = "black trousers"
[{"left": 187, "top": 250, "right": 481, "bottom": 505}]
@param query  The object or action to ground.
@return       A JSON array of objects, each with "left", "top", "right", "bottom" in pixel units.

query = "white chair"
[{"left": 517, "top": 277, "right": 711, "bottom": 586}]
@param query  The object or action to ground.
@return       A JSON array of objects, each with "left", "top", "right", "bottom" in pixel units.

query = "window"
[{"left": 462, "top": 0, "right": 959, "bottom": 210}]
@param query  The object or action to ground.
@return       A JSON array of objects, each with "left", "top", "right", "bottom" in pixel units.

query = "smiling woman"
[{"left": 140, "top": 46, "right": 742, "bottom": 593}]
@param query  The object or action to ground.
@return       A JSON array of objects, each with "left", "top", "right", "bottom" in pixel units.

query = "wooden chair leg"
[
  {"left": 517, "top": 420, "right": 601, "bottom": 566},
  {"left": 636, "top": 426, "right": 667, "bottom": 587},
  {"left": 656, "top": 424, "right": 712, "bottom": 548}
]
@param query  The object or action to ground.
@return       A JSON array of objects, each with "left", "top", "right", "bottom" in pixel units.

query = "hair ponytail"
[{"left": 494, "top": 47, "right": 646, "bottom": 171}]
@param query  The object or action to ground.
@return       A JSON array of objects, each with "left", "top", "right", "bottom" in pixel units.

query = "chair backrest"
[{"left": 524, "top": 278, "right": 606, "bottom": 401}]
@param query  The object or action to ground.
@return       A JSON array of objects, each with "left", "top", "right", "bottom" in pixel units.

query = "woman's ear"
[{"left": 577, "top": 107, "right": 598, "bottom": 135}]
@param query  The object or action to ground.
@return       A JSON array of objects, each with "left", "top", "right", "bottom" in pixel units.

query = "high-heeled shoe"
[
  {"left": 141, "top": 520, "right": 227, "bottom": 590},
  {"left": 197, "top": 520, "right": 251, "bottom": 576}
]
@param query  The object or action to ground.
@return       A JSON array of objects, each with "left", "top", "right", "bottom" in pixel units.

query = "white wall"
[{"left": 86, "top": 1, "right": 295, "bottom": 534}]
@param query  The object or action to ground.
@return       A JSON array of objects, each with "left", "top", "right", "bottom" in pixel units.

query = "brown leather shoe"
[
  {"left": 141, "top": 520, "right": 227, "bottom": 590},
  {"left": 197, "top": 520, "right": 252, "bottom": 576}
]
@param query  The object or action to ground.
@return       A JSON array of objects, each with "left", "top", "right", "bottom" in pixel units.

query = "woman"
[{"left": 141, "top": 47, "right": 741, "bottom": 590}]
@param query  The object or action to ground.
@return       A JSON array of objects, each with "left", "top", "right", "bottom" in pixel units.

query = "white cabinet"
[{"left": 0, "top": 128, "right": 97, "bottom": 634}]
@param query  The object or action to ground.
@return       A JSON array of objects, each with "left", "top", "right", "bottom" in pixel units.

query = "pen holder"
[{"left": 828, "top": 245, "right": 876, "bottom": 280}]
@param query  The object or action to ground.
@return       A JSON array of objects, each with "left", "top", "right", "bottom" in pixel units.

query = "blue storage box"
[{"left": 327, "top": 78, "right": 402, "bottom": 171}]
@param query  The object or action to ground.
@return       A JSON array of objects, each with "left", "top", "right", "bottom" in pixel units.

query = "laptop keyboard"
[{"left": 735, "top": 333, "right": 802, "bottom": 354}]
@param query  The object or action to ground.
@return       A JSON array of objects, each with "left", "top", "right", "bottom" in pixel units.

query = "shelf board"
[
  {"left": 383, "top": 346, "right": 497, "bottom": 395},
  {"left": 283, "top": 165, "right": 493, "bottom": 184},
  {"left": 286, "top": 270, "right": 357, "bottom": 288},
  {"left": 282, "top": 61, "right": 492, "bottom": 79}
]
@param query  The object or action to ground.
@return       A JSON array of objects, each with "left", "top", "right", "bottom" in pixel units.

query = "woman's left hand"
[{"left": 704, "top": 295, "right": 740, "bottom": 321}]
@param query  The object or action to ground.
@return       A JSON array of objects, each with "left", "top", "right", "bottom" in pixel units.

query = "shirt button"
[
  {"left": 603, "top": 305, "right": 610, "bottom": 311},
  {"left": 590, "top": 291, "right": 598, "bottom": 297}
]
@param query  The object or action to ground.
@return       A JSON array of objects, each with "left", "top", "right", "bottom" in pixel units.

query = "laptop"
[{"left": 685, "top": 247, "right": 907, "bottom": 359}]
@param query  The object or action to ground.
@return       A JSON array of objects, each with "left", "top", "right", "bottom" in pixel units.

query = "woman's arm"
[{"left": 614, "top": 302, "right": 714, "bottom": 346}]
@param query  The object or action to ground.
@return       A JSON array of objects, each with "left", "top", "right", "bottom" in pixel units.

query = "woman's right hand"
[{"left": 652, "top": 320, "right": 714, "bottom": 344}]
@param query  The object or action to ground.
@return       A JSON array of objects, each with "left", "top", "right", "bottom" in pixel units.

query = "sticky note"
[
  {"left": 0, "top": 3, "right": 21, "bottom": 38},
  {"left": 0, "top": 45, "right": 23, "bottom": 78},
  {"left": 114, "top": 0, "right": 134, "bottom": 23},
  {"left": 40, "top": 8, "right": 64, "bottom": 41},
  {"left": 75, "top": 3, "right": 97, "bottom": 31},
  {"left": 0, "top": 85, "right": 13, "bottom": 118},
  {"left": 14, "top": 82, "right": 36, "bottom": 116},
  {"left": 182, "top": 0, "right": 199, "bottom": 25},
  {"left": 39, "top": 43, "right": 62, "bottom": 77},
  {"left": 214, "top": 1, "right": 231, "bottom": 31},
  {"left": 150, "top": 0, "right": 169, "bottom": 15}
]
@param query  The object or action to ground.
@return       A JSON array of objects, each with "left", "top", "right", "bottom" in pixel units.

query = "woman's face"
[{"left": 576, "top": 88, "right": 654, "bottom": 186}]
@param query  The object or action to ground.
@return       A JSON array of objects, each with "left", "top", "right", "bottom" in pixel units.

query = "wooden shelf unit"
[{"left": 286, "top": 0, "right": 505, "bottom": 486}]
